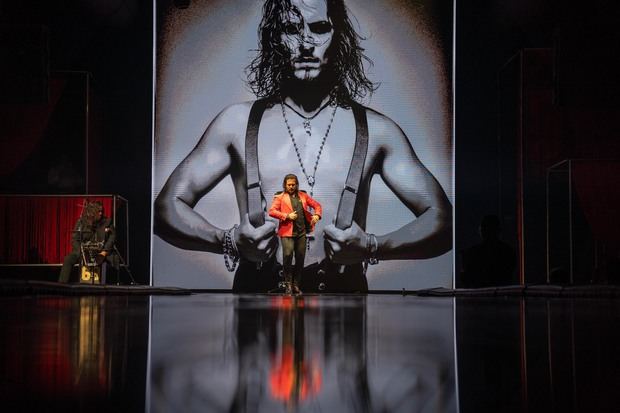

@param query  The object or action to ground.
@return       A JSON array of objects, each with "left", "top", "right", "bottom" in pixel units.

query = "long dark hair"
[
  {"left": 81, "top": 201, "right": 103, "bottom": 227},
  {"left": 246, "top": 0, "right": 377, "bottom": 106},
  {"left": 282, "top": 173, "right": 299, "bottom": 191}
]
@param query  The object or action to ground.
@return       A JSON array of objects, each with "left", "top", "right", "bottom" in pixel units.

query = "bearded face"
[
  {"left": 280, "top": 0, "right": 334, "bottom": 82},
  {"left": 83, "top": 202, "right": 103, "bottom": 227}
]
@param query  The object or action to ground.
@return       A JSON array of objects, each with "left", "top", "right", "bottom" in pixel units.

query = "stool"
[{"left": 80, "top": 263, "right": 107, "bottom": 284}]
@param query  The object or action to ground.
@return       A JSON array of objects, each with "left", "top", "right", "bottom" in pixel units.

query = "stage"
[{"left": 1, "top": 282, "right": 619, "bottom": 412}]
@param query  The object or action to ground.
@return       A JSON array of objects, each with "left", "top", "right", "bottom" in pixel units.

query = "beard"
[{"left": 280, "top": 66, "right": 337, "bottom": 103}]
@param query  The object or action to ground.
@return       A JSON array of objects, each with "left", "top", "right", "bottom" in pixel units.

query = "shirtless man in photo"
[{"left": 154, "top": 0, "right": 452, "bottom": 292}]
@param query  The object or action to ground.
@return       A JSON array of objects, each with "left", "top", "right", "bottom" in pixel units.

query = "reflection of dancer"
[
  {"left": 58, "top": 201, "right": 115, "bottom": 283},
  {"left": 269, "top": 174, "right": 322, "bottom": 294},
  {"left": 155, "top": 0, "right": 452, "bottom": 292},
  {"left": 231, "top": 296, "right": 368, "bottom": 411}
]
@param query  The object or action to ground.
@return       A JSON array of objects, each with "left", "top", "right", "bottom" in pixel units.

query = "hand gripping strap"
[
  {"left": 335, "top": 103, "right": 369, "bottom": 230},
  {"left": 245, "top": 99, "right": 269, "bottom": 228}
]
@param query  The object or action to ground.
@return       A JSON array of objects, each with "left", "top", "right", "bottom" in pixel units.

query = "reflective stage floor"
[{"left": 1, "top": 292, "right": 619, "bottom": 412}]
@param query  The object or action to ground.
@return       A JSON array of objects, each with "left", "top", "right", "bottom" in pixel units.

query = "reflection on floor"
[
  {"left": 1, "top": 292, "right": 619, "bottom": 412},
  {"left": 0, "top": 295, "right": 149, "bottom": 412},
  {"left": 457, "top": 297, "right": 620, "bottom": 412},
  {"left": 149, "top": 295, "right": 456, "bottom": 412}
]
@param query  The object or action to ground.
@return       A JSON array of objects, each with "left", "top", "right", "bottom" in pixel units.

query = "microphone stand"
[
  {"left": 112, "top": 244, "right": 137, "bottom": 285},
  {"left": 100, "top": 215, "right": 136, "bottom": 285}
]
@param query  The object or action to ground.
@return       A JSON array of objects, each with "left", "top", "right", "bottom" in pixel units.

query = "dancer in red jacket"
[{"left": 269, "top": 174, "right": 322, "bottom": 294}]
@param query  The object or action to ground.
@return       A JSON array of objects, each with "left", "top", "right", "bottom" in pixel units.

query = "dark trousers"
[
  {"left": 281, "top": 234, "right": 306, "bottom": 283},
  {"left": 59, "top": 251, "right": 81, "bottom": 283}
]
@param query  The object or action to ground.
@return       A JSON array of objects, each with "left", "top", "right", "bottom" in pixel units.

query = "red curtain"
[{"left": 0, "top": 196, "right": 113, "bottom": 264}]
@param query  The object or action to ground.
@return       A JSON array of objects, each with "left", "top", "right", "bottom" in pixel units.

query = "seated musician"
[{"left": 58, "top": 200, "right": 116, "bottom": 283}]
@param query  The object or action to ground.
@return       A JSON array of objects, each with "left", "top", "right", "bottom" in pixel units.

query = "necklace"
[
  {"left": 282, "top": 100, "right": 333, "bottom": 137},
  {"left": 280, "top": 99, "right": 337, "bottom": 195}
]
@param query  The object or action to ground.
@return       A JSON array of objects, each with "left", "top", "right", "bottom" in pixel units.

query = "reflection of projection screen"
[{"left": 152, "top": 0, "right": 454, "bottom": 290}]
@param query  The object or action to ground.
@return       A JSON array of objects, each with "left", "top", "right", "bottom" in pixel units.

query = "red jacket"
[{"left": 269, "top": 191, "right": 322, "bottom": 237}]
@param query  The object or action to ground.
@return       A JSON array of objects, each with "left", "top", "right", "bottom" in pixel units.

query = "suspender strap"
[
  {"left": 245, "top": 99, "right": 269, "bottom": 228},
  {"left": 335, "top": 103, "right": 369, "bottom": 229}
]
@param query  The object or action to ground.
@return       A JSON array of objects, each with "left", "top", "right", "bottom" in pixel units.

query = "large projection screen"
[{"left": 152, "top": 0, "right": 454, "bottom": 290}]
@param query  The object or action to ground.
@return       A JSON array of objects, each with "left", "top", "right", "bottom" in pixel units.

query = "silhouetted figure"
[
  {"left": 548, "top": 266, "right": 570, "bottom": 285},
  {"left": 607, "top": 251, "right": 620, "bottom": 285},
  {"left": 461, "top": 215, "right": 516, "bottom": 288}
]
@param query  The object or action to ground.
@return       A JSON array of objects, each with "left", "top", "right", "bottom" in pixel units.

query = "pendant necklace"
[
  {"left": 282, "top": 99, "right": 332, "bottom": 137},
  {"left": 280, "top": 98, "right": 337, "bottom": 196}
]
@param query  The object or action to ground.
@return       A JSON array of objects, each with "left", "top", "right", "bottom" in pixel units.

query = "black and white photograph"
[{"left": 152, "top": 0, "right": 454, "bottom": 290}]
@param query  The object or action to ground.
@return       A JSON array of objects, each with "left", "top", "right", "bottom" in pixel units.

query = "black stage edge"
[
  {"left": 416, "top": 285, "right": 620, "bottom": 298},
  {"left": 1, "top": 279, "right": 619, "bottom": 297},
  {"left": 0, "top": 279, "right": 191, "bottom": 296}
]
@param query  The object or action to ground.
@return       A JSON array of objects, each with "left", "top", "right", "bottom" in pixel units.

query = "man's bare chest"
[{"left": 256, "top": 107, "right": 358, "bottom": 200}]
